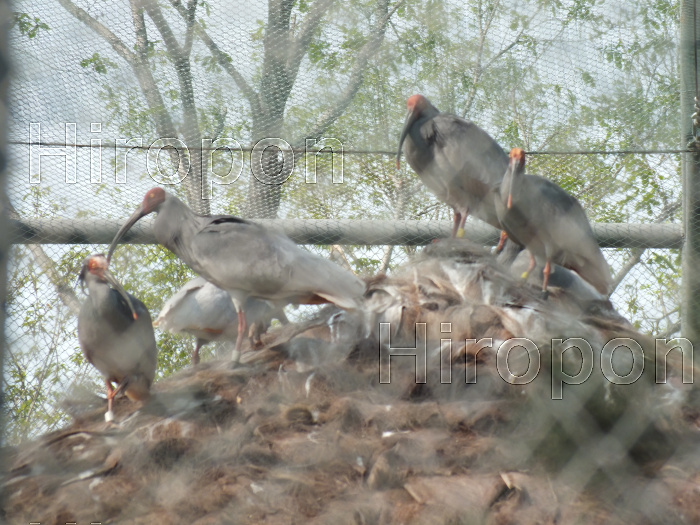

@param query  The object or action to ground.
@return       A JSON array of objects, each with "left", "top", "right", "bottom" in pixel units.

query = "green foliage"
[
  {"left": 13, "top": 12, "right": 49, "bottom": 39},
  {"left": 80, "top": 52, "right": 118, "bottom": 75},
  {"left": 6, "top": 0, "right": 684, "bottom": 443}
]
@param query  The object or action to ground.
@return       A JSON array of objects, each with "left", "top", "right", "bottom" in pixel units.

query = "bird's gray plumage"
[
  {"left": 108, "top": 189, "right": 366, "bottom": 362},
  {"left": 397, "top": 95, "right": 508, "bottom": 233},
  {"left": 77, "top": 254, "right": 157, "bottom": 419},
  {"left": 495, "top": 148, "right": 612, "bottom": 295},
  {"left": 147, "top": 194, "right": 365, "bottom": 308}
]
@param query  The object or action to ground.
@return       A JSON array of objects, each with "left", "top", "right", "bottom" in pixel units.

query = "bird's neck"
[
  {"left": 152, "top": 197, "right": 201, "bottom": 265},
  {"left": 85, "top": 278, "right": 115, "bottom": 315}
]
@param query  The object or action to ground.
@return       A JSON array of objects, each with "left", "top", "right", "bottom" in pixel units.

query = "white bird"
[{"left": 154, "top": 277, "right": 287, "bottom": 364}]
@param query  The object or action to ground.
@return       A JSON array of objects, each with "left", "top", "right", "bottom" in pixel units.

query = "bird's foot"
[
  {"left": 104, "top": 410, "right": 115, "bottom": 423},
  {"left": 539, "top": 290, "right": 550, "bottom": 300},
  {"left": 520, "top": 271, "right": 530, "bottom": 280},
  {"left": 455, "top": 228, "right": 465, "bottom": 238}
]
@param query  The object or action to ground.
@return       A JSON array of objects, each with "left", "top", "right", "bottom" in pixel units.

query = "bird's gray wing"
[
  {"left": 193, "top": 219, "right": 365, "bottom": 308},
  {"left": 429, "top": 115, "right": 509, "bottom": 189},
  {"left": 532, "top": 176, "right": 612, "bottom": 294},
  {"left": 266, "top": 233, "right": 366, "bottom": 309}
]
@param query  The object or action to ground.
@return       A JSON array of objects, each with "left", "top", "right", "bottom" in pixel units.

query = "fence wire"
[{"left": 0, "top": 0, "right": 692, "bottom": 522}]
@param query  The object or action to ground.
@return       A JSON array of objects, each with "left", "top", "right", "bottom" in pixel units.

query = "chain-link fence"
[{"left": 3, "top": 0, "right": 688, "bottom": 485}]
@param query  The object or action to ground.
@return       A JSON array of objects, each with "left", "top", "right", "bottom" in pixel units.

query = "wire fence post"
[
  {"left": 681, "top": 0, "right": 700, "bottom": 348},
  {"left": 0, "top": 2, "right": 10, "bottom": 443}
]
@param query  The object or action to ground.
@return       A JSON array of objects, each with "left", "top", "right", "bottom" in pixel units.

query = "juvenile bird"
[{"left": 77, "top": 254, "right": 158, "bottom": 422}]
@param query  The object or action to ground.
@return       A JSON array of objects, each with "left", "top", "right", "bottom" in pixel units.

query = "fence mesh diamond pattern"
[{"left": 2, "top": 0, "right": 690, "bottom": 520}]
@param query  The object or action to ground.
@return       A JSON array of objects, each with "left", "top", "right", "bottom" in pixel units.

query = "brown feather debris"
[{"left": 2, "top": 240, "right": 699, "bottom": 524}]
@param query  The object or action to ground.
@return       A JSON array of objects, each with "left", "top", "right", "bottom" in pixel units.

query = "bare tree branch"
[
  {"left": 141, "top": 0, "right": 208, "bottom": 213},
  {"left": 26, "top": 244, "right": 81, "bottom": 316},
  {"left": 285, "top": 0, "right": 335, "bottom": 85},
  {"left": 660, "top": 320, "right": 681, "bottom": 340},
  {"left": 610, "top": 197, "right": 682, "bottom": 293},
  {"left": 169, "top": 0, "right": 260, "bottom": 111},
  {"left": 182, "top": 0, "right": 197, "bottom": 58},
  {"left": 58, "top": 0, "right": 184, "bottom": 161},
  {"left": 6, "top": 197, "right": 81, "bottom": 318},
  {"left": 302, "top": 0, "right": 404, "bottom": 143},
  {"left": 56, "top": 0, "right": 138, "bottom": 64}
]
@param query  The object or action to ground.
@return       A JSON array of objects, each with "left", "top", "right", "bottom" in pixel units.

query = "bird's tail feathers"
[
  {"left": 576, "top": 254, "right": 613, "bottom": 296},
  {"left": 124, "top": 376, "right": 152, "bottom": 402}
]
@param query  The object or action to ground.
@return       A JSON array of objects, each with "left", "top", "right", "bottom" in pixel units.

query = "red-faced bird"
[
  {"left": 494, "top": 148, "right": 612, "bottom": 297},
  {"left": 397, "top": 94, "right": 509, "bottom": 237},
  {"left": 78, "top": 254, "right": 158, "bottom": 422},
  {"left": 108, "top": 188, "right": 365, "bottom": 364}
]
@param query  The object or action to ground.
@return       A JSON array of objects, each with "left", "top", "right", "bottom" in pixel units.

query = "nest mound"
[{"left": 3, "top": 241, "right": 699, "bottom": 524}]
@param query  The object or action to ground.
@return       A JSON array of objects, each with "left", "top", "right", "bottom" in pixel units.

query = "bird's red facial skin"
[
  {"left": 88, "top": 255, "right": 107, "bottom": 279},
  {"left": 142, "top": 187, "right": 166, "bottom": 214},
  {"left": 509, "top": 148, "right": 526, "bottom": 168},
  {"left": 406, "top": 94, "right": 426, "bottom": 114}
]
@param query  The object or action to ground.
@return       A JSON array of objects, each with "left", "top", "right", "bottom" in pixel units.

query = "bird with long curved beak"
[
  {"left": 108, "top": 188, "right": 366, "bottom": 365},
  {"left": 396, "top": 94, "right": 508, "bottom": 238},
  {"left": 495, "top": 148, "right": 612, "bottom": 298},
  {"left": 78, "top": 254, "right": 158, "bottom": 422}
]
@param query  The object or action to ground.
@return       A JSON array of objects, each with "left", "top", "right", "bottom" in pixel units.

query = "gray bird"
[
  {"left": 77, "top": 254, "right": 158, "bottom": 422},
  {"left": 495, "top": 148, "right": 612, "bottom": 297},
  {"left": 396, "top": 94, "right": 509, "bottom": 237},
  {"left": 154, "top": 277, "right": 288, "bottom": 365},
  {"left": 108, "top": 188, "right": 366, "bottom": 364}
]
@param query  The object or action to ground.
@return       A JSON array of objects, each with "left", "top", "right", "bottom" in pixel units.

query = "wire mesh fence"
[{"left": 1, "top": 0, "right": 693, "bottom": 520}]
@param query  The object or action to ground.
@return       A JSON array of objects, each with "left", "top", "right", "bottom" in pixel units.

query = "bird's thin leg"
[
  {"left": 104, "top": 379, "right": 125, "bottom": 422},
  {"left": 105, "top": 380, "right": 115, "bottom": 422},
  {"left": 521, "top": 253, "right": 536, "bottom": 280},
  {"left": 455, "top": 212, "right": 468, "bottom": 238},
  {"left": 232, "top": 308, "right": 247, "bottom": 365},
  {"left": 541, "top": 259, "right": 551, "bottom": 300},
  {"left": 451, "top": 211, "right": 462, "bottom": 237},
  {"left": 192, "top": 339, "right": 203, "bottom": 366},
  {"left": 495, "top": 231, "right": 508, "bottom": 253}
]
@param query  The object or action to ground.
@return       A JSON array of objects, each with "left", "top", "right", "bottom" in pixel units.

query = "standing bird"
[
  {"left": 154, "top": 277, "right": 288, "bottom": 365},
  {"left": 495, "top": 148, "right": 612, "bottom": 297},
  {"left": 108, "top": 188, "right": 366, "bottom": 364},
  {"left": 396, "top": 94, "right": 509, "bottom": 237},
  {"left": 77, "top": 254, "right": 158, "bottom": 422}
]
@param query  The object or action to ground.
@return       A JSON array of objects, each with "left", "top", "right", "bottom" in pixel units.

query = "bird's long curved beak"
[
  {"left": 107, "top": 204, "right": 145, "bottom": 263},
  {"left": 104, "top": 268, "right": 139, "bottom": 320},
  {"left": 505, "top": 156, "right": 522, "bottom": 210},
  {"left": 396, "top": 109, "right": 416, "bottom": 170}
]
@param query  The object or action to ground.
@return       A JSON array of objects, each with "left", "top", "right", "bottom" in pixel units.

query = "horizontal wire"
[{"left": 8, "top": 140, "right": 691, "bottom": 156}]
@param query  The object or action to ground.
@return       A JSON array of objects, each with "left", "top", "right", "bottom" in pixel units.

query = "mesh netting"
[{"left": 5, "top": 0, "right": 683, "bottom": 453}]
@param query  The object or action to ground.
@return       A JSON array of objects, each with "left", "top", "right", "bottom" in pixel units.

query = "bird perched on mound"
[
  {"left": 154, "top": 277, "right": 288, "bottom": 365},
  {"left": 495, "top": 148, "right": 612, "bottom": 297},
  {"left": 396, "top": 94, "right": 508, "bottom": 237},
  {"left": 108, "top": 188, "right": 366, "bottom": 364},
  {"left": 77, "top": 254, "right": 157, "bottom": 422}
]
